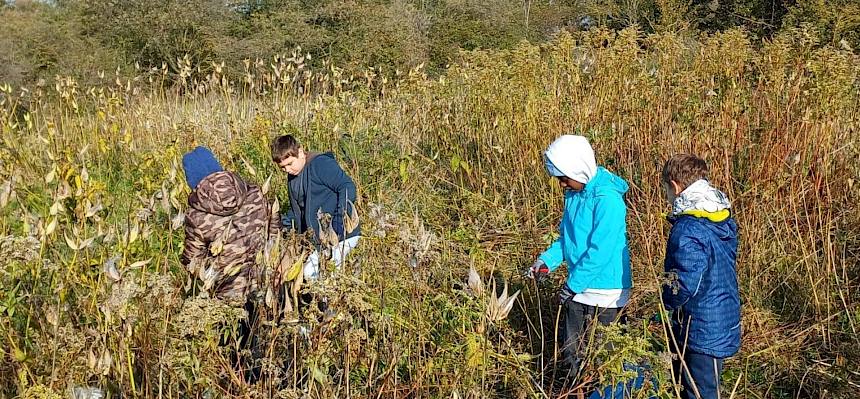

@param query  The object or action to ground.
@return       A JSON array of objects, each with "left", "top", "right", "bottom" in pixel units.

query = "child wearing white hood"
[{"left": 527, "top": 135, "right": 632, "bottom": 381}]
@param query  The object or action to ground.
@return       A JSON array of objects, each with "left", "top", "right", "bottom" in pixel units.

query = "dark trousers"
[
  {"left": 238, "top": 300, "right": 262, "bottom": 383},
  {"left": 672, "top": 351, "right": 723, "bottom": 399},
  {"left": 561, "top": 300, "right": 623, "bottom": 376}
]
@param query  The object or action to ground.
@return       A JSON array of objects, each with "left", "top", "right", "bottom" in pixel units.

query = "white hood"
[
  {"left": 672, "top": 179, "right": 732, "bottom": 216},
  {"left": 544, "top": 135, "right": 597, "bottom": 184}
]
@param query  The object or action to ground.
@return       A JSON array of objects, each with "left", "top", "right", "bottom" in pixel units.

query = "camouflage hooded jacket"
[{"left": 181, "top": 171, "right": 280, "bottom": 302}]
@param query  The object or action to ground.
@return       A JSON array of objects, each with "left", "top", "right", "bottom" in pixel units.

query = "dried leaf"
[
  {"left": 64, "top": 233, "right": 79, "bottom": 250},
  {"left": 78, "top": 236, "right": 96, "bottom": 250},
  {"left": 128, "top": 258, "right": 151, "bottom": 269},
  {"left": 85, "top": 201, "right": 103, "bottom": 218},
  {"left": 45, "top": 218, "right": 58, "bottom": 236},
  {"left": 201, "top": 266, "right": 218, "bottom": 290},
  {"left": 261, "top": 173, "right": 272, "bottom": 195},
  {"left": 271, "top": 198, "right": 280, "bottom": 216},
  {"left": 160, "top": 183, "right": 170, "bottom": 212},
  {"left": 50, "top": 201, "right": 63, "bottom": 216},
  {"left": 45, "top": 169, "right": 56, "bottom": 184},
  {"left": 241, "top": 157, "right": 257, "bottom": 177},
  {"left": 127, "top": 225, "right": 139, "bottom": 245},
  {"left": 0, "top": 180, "right": 12, "bottom": 208},
  {"left": 265, "top": 286, "right": 275, "bottom": 308},
  {"left": 170, "top": 211, "right": 185, "bottom": 231},
  {"left": 210, "top": 237, "right": 224, "bottom": 256},
  {"left": 291, "top": 264, "right": 304, "bottom": 309},
  {"left": 285, "top": 253, "right": 305, "bottom": 282}
]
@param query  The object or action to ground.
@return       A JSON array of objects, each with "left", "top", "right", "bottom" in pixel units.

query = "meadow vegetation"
[{"left": 1, "top": 21, "right": 859, "bottom": 399}]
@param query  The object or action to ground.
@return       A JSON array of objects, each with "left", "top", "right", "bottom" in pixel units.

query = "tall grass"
[{"left": 1, "top": 26, "right": 858, "bottom": 398}]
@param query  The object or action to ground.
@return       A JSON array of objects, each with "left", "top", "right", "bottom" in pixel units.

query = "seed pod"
[
  {"left": 343, "top": 199, "right": 360, "bottom": 234},
  {"left": 467, "top": 265, "right": 483, "bottom": 296},
  {"left": 87, "top": 348, "right": 98, "bottom": 371},
  {"left": 99, "top": 350, "right": 112, "bottom": 376},
  {"left": 103, "top": 255, "right": 122, "bottom": 282}
]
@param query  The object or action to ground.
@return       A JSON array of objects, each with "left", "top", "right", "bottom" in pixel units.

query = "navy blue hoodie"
[{"left": 283, "top": 152, "right": 361, "bottom": 243}]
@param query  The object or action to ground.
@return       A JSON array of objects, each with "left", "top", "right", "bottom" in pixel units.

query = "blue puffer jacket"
[
  {"left": 283, "top": 152, "right": 360, "bottom": 243},
  {"left": 663, "top": 212, "right": 740, "bottom": 358}
]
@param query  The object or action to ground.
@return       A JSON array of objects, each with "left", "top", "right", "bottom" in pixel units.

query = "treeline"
[{"left": 1, "top": 0, "right": 858, "bottom": 88}]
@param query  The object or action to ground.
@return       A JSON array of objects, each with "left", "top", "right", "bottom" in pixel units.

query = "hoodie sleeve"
[
  {"left": 282, "top": 178, "right": 304, "bottom": 233},
  {"left": 181, "top": 214, "right": 207, "bottom": 265},
  {"left": 662, "top": 227, "right": 708, "bottom": 309},
  {"left": 566, "top": 194, "right": 627, "bottom": 293},
  {"left": 314, "top": 156, "right": 357, "bottom": 239},
  {"left": 539, "top": 236, "right": 565, "bottom": 272}
]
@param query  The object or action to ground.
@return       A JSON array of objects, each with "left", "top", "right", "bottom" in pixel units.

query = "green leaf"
[
  {"left": 399, "top": 159, "right": 409, "bottom": 183},
  {"left": 311, "top": 364, "right": 328, "bottom": 384},
  {"left": 460, "top": 160, "right": 471, "bottom": 175}
]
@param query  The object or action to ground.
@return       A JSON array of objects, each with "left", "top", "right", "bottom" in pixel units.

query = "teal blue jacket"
[{"left": 539, "top": 167, "right": 632, "bottom": 293}]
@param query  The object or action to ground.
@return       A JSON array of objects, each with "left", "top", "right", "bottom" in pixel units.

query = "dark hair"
[
  {"left": 271, "top": 135, "right": 301, "bottom": 163},
  {"left": 661, "top": 154, "right": 709, "bottom": 190}
]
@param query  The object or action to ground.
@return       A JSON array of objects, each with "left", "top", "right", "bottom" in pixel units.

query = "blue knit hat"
[{"left": 182, "top": 146, "right": 223, "bottom": 189}]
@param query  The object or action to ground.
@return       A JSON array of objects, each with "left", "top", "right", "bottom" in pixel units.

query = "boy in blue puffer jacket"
[
  {"left": 527, "top": 135, "right": 632, "bottom": 381},
  {"left": 661, "top": 154, "right": 740, "bottom": 399}
]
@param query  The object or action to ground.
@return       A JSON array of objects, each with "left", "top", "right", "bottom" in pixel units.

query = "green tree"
[
  {"left": 783, "top": 0, "right": 860, "bottom": 49},
  {"left": 67, "top": 0, "right": 239, "bottom": 73},
  {"left": 0, "top": 2, "right": 119, "bottom": 88}
]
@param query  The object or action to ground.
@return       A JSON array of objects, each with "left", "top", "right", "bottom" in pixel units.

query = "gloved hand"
[{"left": 526, "top": 259, "right": 550, "bottom": 281}]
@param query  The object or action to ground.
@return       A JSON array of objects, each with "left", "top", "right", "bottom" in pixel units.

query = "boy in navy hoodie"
[
  {"left": 661, "top": 154, "right": 740, "bottom": 399},
  {"left": 272, "top": 135, "right": 361, "bottom": 281}
]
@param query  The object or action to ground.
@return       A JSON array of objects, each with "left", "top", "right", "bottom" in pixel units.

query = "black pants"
[
  {"left": 561, "top": 300, "right": 623, "bottom": 376},
  {"left": 238, "top": 300, "right": 262, "bottom": 383}
]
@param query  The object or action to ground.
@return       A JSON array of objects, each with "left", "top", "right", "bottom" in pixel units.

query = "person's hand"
[{"left": 526, "top": 259, "right": 550, "bottom": 281}]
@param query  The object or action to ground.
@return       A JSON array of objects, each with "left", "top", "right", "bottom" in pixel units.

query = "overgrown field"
[{"left": 1, "top": 27, "right": 859, "bottom": 398}]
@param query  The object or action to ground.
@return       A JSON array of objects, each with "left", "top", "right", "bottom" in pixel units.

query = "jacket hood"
[
  {"left": 309, "top": 152, "right": 334, "bottom": 167},
  {"left": 286, "top": 151, "right": 330, "bottom": 181},
  {"left": 189, "top": 171, "right": 249, "bottom": 216},
  {"left": 544, "top": 135, "right": 597, "bottom": 184},
  {"left": 672, "top": 179, "right": 731, "bottom": 216},
  {"left": 584, "top": 167, "right": 629, "bottom": 197}
]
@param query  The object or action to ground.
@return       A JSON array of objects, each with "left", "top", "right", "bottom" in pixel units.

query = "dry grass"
[{"left": 1, "top": 26, "right": 858, "bottom": 398}]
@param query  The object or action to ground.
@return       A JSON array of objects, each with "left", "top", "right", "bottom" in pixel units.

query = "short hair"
[
  {"left": 661, "top": 154, "right": 709, "bottom": 190},
  {"left": 271, "top": 135, "right": 301, "bottom": 163}
]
